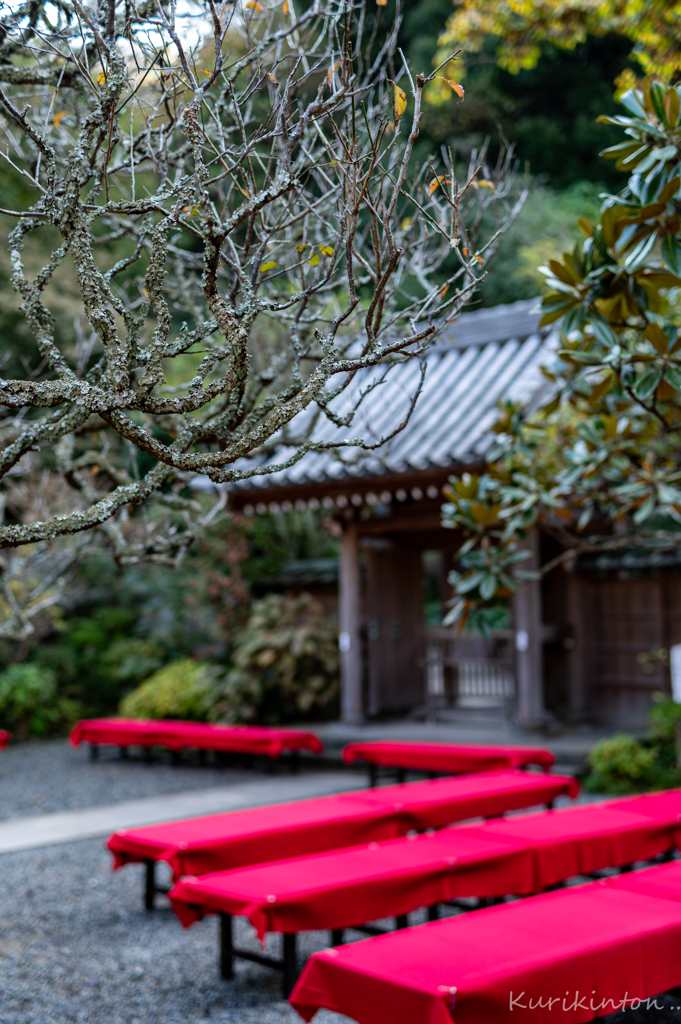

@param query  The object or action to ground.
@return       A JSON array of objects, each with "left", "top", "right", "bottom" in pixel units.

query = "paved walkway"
[{"left": 0, "top": 770, "right": 363, "bottom": 855}]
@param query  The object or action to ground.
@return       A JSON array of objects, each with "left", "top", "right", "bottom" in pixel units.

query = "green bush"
[
  {"left": 119, "top": 659, "right": 219, "bottom": 720},
  {"left": 209, "top": 593, "right": 339, "bottom": 725},
  {"left": 584, "top": 732, "right": 679, "bottom": 795},
  {"left": 648, "top": 695, "right": 681, "bottom": 744},
  {"left": 0, "top": 663, "right": 82, "bottom": 740}
]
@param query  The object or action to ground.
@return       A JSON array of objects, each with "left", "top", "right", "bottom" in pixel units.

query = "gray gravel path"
[
  {"left": 0, "top": 740, "right": 314, "bottom": 822},
  {"left": 0, "top": 836, "right": 352, "bottom": 1024}
]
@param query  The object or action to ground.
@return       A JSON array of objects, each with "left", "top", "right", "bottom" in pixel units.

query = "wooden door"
[
  {"left": 586, "top": 576, "right": 667, "bottom": 726},
  {"left": 365, "top": 547, "right": 425, "bottom": 716}
]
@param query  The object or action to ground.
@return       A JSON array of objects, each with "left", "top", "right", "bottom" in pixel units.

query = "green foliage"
[
  {"left": 442, "top": 79, "right": 681, "bottom": 628},
  {"left": 0, "top": 663, "right": 82, "bottom": 740},
  {"left": 31, "top": 605, "right": 167, "bottom": 715},
  {"left": 209, "top": 594, "right": 339, "bottom": 725},
  {"left": 119, "top": 659, "right": 219, "bottom": 721},
  {"left": 584, "top": 734, "right": 660, "bottom": 794},
  {"left": 648, "top": 695, "right": 681, "bottom": 743},
  {"left": 584, "top": 694, "right": 681, "bottom": 793}
]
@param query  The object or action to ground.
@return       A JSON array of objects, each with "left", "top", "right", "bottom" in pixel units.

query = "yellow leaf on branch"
[
  {"left": 260, "top": 261, "right": 279, "bottom": 272},
  {"left": 390, "top": 81, "right": 407, "bottom": 120},
  {"left": 308, "top": 253, "right": 320, "bottom": 266},
  {"left": 53, "top": 111, "right": 66, "bottom": 127},
  {"left": 319, "top": 245, "right": 334, "bottom": 256},
  {"left": 428, "top": 175, "right": 451, "bottom": 195},
  {"left": 246, "top": 1, "right": 263, "bottom": 9},
  {"left": 283, "top": 0, "right": 290, "bottom": 11},
  {"left": 327, "top": 61, "right": 341, "bottom": 86},
  {"left": 97, "top": 72, "right": 106, "bottom": 86}
]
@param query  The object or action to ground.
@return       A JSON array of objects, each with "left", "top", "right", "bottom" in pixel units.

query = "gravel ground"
[
  {"left": 0, "top": 836, "right": 353, "bottom": 1024},
  {"left": 0, "top": 740, "right": 305, "bottom": 821}
]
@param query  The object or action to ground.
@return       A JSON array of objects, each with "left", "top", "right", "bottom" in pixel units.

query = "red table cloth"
[
  {"left": 0, "top": 730, "right": 10, "bottom": 748},
  {"left": 607, "top": 858, "right": 681, "bottom": 902},
  {"left": 107, "top": 769, "right": 577, "bottom": 879},
  {"left": 167, "top": 797, "right": 677, "bottom": 941},
  {"left": 290, "top": 880, "right": 681, "bottom": 1024},
  {"left": 342, "top": 741, "right": 555, "bottom": 774},
  {"left": 469, "top": 801, "right": 681, "bottom": 890},
  {"left": 602, "top": 789, "right": 681, "bottom": 821},
  {"left": 70, "top": 719, "right": 323, "bottom": 758},
  {"left": 168, "top": 829, "right": 535, "bottom": 939}
]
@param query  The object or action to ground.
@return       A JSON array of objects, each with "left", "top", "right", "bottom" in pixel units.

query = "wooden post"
[
  {"left": 513, "top": 528, "right": 545, "bottom": 727},
  {"left": 565, "top": 569, "right": 588, "bottom": 722},
  {"left": 339, "top": 522, "right": 363, "bottom": 722}
]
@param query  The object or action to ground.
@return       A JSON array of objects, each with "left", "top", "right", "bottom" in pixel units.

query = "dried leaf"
[
  {"left": 376, "top": 0, "right": 387, "bottom": 5},
  {"left": 428, "top": 175, "right": 451, "bottom": 195},
  {"left": 282, "top": 0, "right": 289, "bottom": 11},
  {"left": 327, "top": 62, "right": 341, "bottom": 87},
  {"left": 53, "top": 111, "right": 66, "bottom": 128},
  {"left": 392, "top": 82, "right": 407, "bottom": 120},
  {"left": 246, "top": 1, "right": 263, "bottom": 9},
  {"left": 260, "top": 261, "right": 279, "bottom": 272},
  {"left": 202, "top": 69, "right": 211, "bottom": 76},
  {"left": 268, "top": 73, "right": 280, "bottom": 88},
  {"left": 440, "top": 284, "right": 449, "bottom": 299},
  {"left": 91, "top": 465, "right": 100, "bottom": 476},
  {"left": 308, "top": 253, "right": 320, "bottom": 266},
  {"left": 477, "top": 179, "right": 495, "bottom": 191},
  {"left": 445, "top": 79, "right": 464, "bottom": 100},
  {"left": 295, "top": 244, "right": 307, "bottom": 252}
]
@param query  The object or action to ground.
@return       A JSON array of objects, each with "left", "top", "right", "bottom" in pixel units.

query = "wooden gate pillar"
[
  {"left": 339, "top": 522, "right": 363, "bottom": 722},
  {"left": 513, "top": 528, "right": 545, "bottom": 727}
]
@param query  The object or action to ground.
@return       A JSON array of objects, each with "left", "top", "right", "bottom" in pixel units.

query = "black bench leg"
[
  {"left": 144, "top": 860, "right": 156, "bottom": 912},
  {"left": 395, "top": 914, "right": 409, "bottom": 929},
  {"left": 119, "top": 746, "right": 129, "bottom": 760},
  {"left": 171, "top": 750, "right": 182, "bottom": 766},
  {"left": 330, "top": 928, "right": 344, "bottom": 946},
  {"left": 369, "top": 764, "right": 378, "bottom": 788},
  {"left": 282, "top": 933, "right": 298, "bottom": 998},
  {"left": 143, "top": 746, "right": 153, "bottom": 764},
  {"left": 427, "top": 904, "right": 439, "bottom": 922},
  {"left": 290, "top": 750, "right": 299, "bottom": 775},
  {"left": 396, "top": 768, "right": 406, "bottom": 784},
  {"left": 220, "top": 913, "right": 233, "bottom": 979},
  {"left": 89, "top": 743, "right": 99, "bottom": 762},
  {"left": 546, "top": 800, "right": 554, "bottom": 810}
]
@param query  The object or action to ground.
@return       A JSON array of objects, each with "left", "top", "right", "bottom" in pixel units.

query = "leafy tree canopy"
[
  {"left": 438, "top": 0, "right": 681, "bottom": 83},
  {"left": 442, "top": 78, "right": 681, "bottom": 633}
]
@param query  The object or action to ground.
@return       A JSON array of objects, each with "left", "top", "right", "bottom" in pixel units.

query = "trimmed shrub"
[
  {"left": 584, "top": 732, "right": 679, "bottom": 795},
  {"left": 0, "top": 663, "right": 82, "bottom": 739},
  {"left": 209, "top": 593, "right": 339, "bottom": 724},
  {"left": 119, "top": 659, "right": 219, "bottom": 721}
]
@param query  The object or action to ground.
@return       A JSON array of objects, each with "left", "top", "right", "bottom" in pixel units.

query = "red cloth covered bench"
[
  {"left": 0, "top": 730, "right": 11, "bottom": 748},
  {"left": 167, "top": 797, "right": 680, "bottom": 996},
  {"left": 290, "top": 862, "right": 681, "bottom": 1024},
  {"left": 70, "top": 718, "right": 323, "bottom": 764},
  {"left": 342, "top": 741, "right": 555, "bottom": 785},
  {"left": 107, "top": 769, "right": 578, "bottom": 909}
]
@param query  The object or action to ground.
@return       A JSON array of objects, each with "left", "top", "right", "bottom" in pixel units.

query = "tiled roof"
[{"left": 197, "top": 299, "right": 555, "bottom": 497}]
